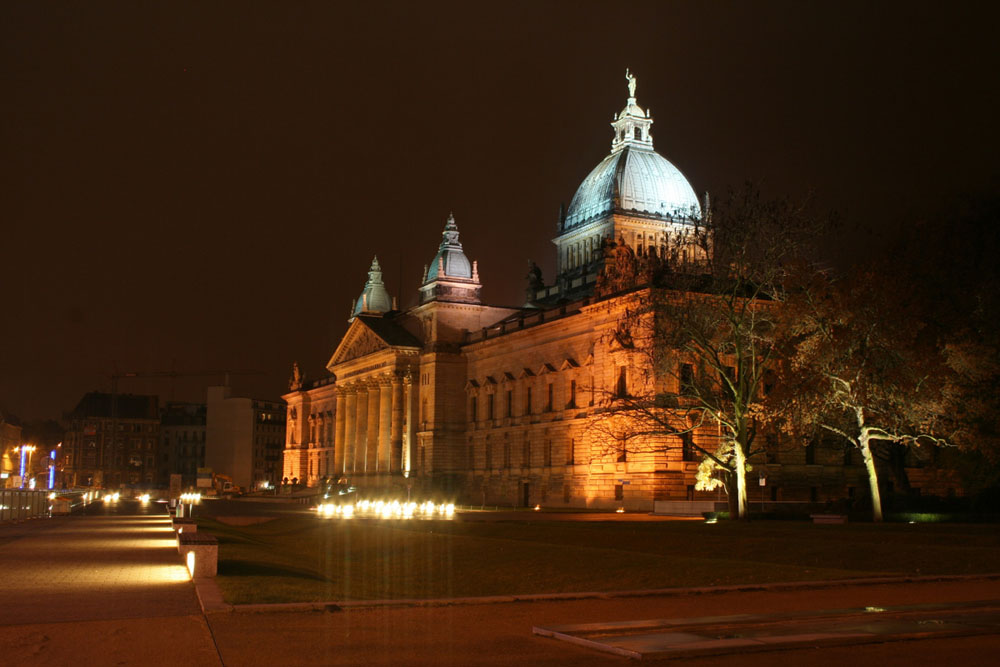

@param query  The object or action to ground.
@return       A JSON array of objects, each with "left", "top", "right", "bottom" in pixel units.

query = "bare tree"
[
  {"left": 769, "top": 266, "right": 953, "bottom": 521},
  {"left": 588, "top": 186, "right": 823, "bottom": 519}
]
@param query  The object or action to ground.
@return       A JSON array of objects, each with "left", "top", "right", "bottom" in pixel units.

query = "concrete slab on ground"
[{"left": 534, "top": 600, "right": 1000, "bottom": 659}]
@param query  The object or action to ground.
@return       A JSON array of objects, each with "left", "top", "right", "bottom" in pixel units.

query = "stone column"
[
  {"left": 390, "top": 374, "right": 404, "bottom": 472},
  {"left": 334, "top": 390, "right": 346, "bottom": 476},
  {"left": 378, "top": 376, "right": 393, "bottom": 472},
  {"left": 366, "top": 381, "right": 380, "bottom": 473},
  {"left": 355, "top": 387, "right": 368, "bottom": 474},
  {"left": 404, "top": 372, "right": 418, "bottom": 475},
  {"left": 343, "top": 388, "right": 357, "bottom": 475}
]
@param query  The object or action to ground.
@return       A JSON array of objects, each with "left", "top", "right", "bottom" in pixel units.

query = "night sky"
[{"left": 3, "top": 1, "right": 998, "bottom": 422}]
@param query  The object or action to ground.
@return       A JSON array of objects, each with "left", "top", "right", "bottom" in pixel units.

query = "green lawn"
[{"left": 196, "top": 514, "right": 1000, "bottom": 605}]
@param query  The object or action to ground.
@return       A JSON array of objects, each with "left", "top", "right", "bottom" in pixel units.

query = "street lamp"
[
  {"left": 48, "top": 447, "right": 59, "bottom": 490},
  {"left": 15, "top": 445, "right": 36, "bottom": 488}
]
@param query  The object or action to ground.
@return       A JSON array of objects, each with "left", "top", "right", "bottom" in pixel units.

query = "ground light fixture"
[
  {"left": 315, "top": 499, "right": 455, "bottom": 520},
  {"left": 186, "top": 551, "right": 195, "bottom": 578}
]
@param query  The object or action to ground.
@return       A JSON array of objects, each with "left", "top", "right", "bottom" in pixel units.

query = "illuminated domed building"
[{"left": 282, "top": 74, "right": 874, "bottom": 510}]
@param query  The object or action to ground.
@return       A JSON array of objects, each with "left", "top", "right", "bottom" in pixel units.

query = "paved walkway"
[
  {"left": 0, "top": 501, "right": 220, "bottom": 665},
  {"left": 205, "top": 579, "right": 1000, "bottom": 665},
  {"left": 2, "top": 503, "right": 999, "bottom": 665}
]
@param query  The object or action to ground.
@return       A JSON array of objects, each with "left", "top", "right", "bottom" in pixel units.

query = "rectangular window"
[
  {"left": 680, "top": 363, "right": 694, "bottom": 393},
  {"left": 488, "top": 394, "right": 495, "bottom": 421},
  {"left": 681, "top": 432, "right": 698, "bottom": 462},
  {"left": 568, "top": 380, "right": 577, "bottom": 409},
  {"left": 765, "top": 434, "right": 779, "bottom": 464},
  {"left": 546, "top": 383, "right": 553, "bottom": 412},
  {"left": 614, "top": 484, "right": 624, "bottom": 501},
  {"left": 566, "top": 438, "right": 575, "bottom": 465},
  {"left": 505, "top": 390, "right": 512, "bottom": 418},
  {"left": 616, "top": 366, "right": 628, "bottom": 397},
  {"left": 471, "top": 396, "right": 478, "bottom": 423},
  {"left": 525, "top": 386, "right": 532, "bottom": 415}
]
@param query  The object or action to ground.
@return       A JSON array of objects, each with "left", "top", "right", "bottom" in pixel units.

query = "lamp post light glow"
[
  {"left": 48, "top": 448, "right": 57, "bottom": 490},
  {"left": 16, "top": 445, "right": 36, "bottom": 488}
]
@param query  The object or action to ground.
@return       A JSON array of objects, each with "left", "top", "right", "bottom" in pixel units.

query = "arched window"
[{"left": 634, "top": 127, "right": 641, "bottom": 140}]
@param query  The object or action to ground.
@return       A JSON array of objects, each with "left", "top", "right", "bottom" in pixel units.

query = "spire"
[
  {"left": 611, "top": 68, "right": 653, "bottom": 153},
  {"left": 351, "top": 255, "right": 394, "bottom": 319}
]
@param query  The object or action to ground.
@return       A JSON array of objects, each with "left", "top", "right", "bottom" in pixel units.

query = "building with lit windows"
[
  {"left": 160, "top": 401, "right": 207, "bottom": 488},
  {"left": 63, "top": 392, "right": 160, "bottom": 489},
  {"left": 1, "top": 409, "right": 24, "bottom": 488},
  {"left": 206, "top": 386, "right": 285, "bottom": 491}
]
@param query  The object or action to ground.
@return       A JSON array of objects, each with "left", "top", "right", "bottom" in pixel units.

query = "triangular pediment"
[
  {"left": 327, "top": 319, "right": 392, "bottom": 369},
  {"left": 559, "top": 358, "right": 579, "bottom": 371}
]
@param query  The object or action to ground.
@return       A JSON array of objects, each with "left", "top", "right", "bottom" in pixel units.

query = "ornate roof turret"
[
  {"left": 419, "top": 213, "right": 482, "bottom": 305},
  {"left": 351, "top": 256, "right": 394, "bottom": 319},
  {"left": 425, "top": 213, "right": 473, "bottom": 281}
]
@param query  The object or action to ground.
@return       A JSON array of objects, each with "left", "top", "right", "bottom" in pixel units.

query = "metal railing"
[{"left": 0, "top": 489, "right": 51, "bottom": 522}]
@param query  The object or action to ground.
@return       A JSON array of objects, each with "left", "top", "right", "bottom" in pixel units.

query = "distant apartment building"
[
  {"left": 0, "top": 409, "right": 23, "bottom": 488},
  {"left": 63, "top": 392, "right": 160, "bottom": 488},
  {"left": 206, "top": 386, "right": 285, "bottom": 490},
  {"left": 160, "top": 402, "right": 207, "bottom": 488}
]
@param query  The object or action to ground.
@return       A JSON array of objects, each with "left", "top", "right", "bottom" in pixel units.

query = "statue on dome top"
[{"left": 626, "top": 68, "right": 637, "bottom": 98}]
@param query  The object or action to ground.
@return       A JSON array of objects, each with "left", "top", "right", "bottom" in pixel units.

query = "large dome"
[{"left": 564, "top": 145, "right": 701, "bottom": 229}]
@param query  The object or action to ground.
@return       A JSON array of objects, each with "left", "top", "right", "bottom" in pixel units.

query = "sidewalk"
[
  {"left": 2, "top": 506, "right": 999, "bottom": 665},
  {"left": 0, "top": 503, "right": 221, "bottom": 665}
]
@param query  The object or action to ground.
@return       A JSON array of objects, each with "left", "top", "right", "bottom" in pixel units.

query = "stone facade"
[{"left": 283, "top": 75, "right": 948, "bottom": 508}]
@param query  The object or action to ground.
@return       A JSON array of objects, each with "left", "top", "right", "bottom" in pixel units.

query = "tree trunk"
[
  {"left": 860, "top": 431, "right": 883, "bottom": 522},
  {"left": 723, "top": 472, "right": 738, "bottom": 518},
  {"left": 733, "top": 442, "right": 749, "bottom": 520}
]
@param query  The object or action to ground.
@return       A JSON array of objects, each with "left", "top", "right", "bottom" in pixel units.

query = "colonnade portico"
[{"left": 334, "top": 371, "right": 417, "bottom": 479}]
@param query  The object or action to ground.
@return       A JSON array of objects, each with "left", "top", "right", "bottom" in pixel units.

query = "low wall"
[{"left": 653, "top": 500, "right": 727, "bottom": 516}]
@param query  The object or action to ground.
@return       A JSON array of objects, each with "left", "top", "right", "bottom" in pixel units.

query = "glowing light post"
[
  {"left": 16, "top": 445, "right": 36, "bottom": 488},
  {"left": 48, "top": 448, "right": 58, "bottom": 490}
]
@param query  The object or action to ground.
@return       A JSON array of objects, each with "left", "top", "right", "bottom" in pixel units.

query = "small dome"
[
  {"left": 425, "top": 213, "right": 473, "bottom": 281},
  {"left": 352, "top": 257, "right": 393, "bottom": 318},
  {"left": 564, "top": 146, "right": 701, "bottom": 229}
]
